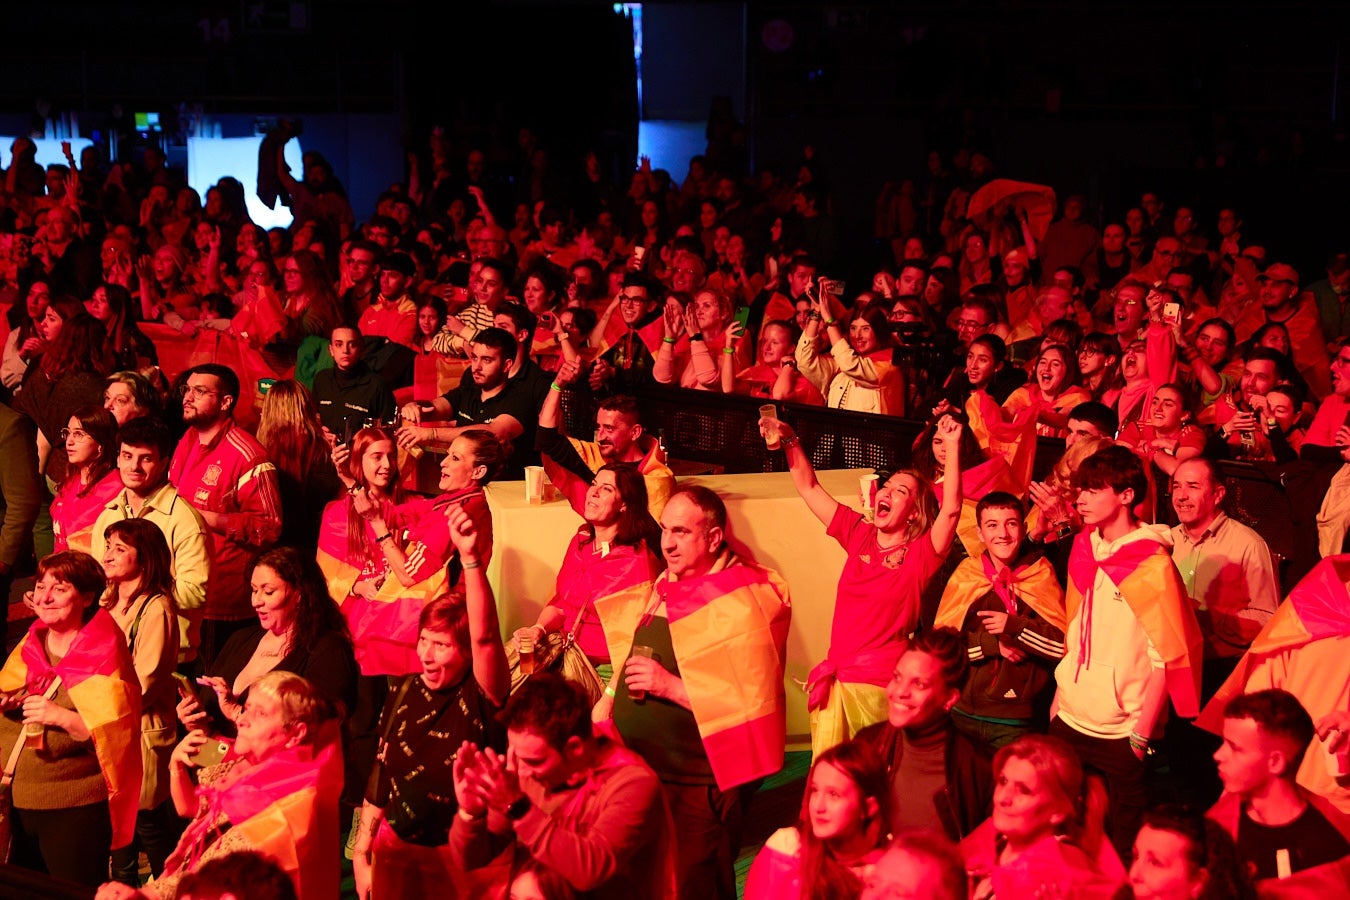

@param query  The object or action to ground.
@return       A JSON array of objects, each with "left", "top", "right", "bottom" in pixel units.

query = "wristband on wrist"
[
  {"left": 824, "top": 318, "right": 838, "bottom": 327},
  {"left": 549, "top": 381, "right": 562, "bottom": 393},
  {"left": 604, "top": 685, "right": 617, "bottom": 698},
  {"left": 723, "top": 346, "right": 735, "bottom": 355},
  {"left": 462, "top": 559, "right": 481, "bottom": 570},
  {"left": 781, "top": 434, "right": 800, "bottom": 449},
  {"left": 375, "top": 532, "right": 393, "bottom": 544},
  {"left": 691, "top": 332, "right": 704, "bottom": 342},
  {"left": 662, "top": 336, "right": 676, "bottom": 344}
]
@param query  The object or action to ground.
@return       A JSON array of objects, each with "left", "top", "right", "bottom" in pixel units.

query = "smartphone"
[
  {"left": 191, "top": 738, "right": 232, "bottom": 768},
  {"left": 733, "top": 306, "right": 751, "bottom": 332},
  {"left": 172, "top": 672, "right": 196, "bottom": 700},
  {"left": 539, "top": 311, "right": 556, "bottom": 329},
  {"left": 1162, "top": 301, "right": 1181, "bottom": 325},
  {"left": 823, "top": 278, "right": 846, "bottom": 298}
]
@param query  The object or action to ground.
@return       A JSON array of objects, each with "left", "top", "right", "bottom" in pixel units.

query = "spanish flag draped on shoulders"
[
  {"left": 1198, "top": 556, "right": 1350, "bottom": 813},
  {"left": 936, "top": 551, "right": 1066, "bottom": 635},
  {"left": 0, "top": 608, "right": 142, "bottom": 849},
  {"left": 318, "top": 486, "right": 491, "bottom": 676},
  {"left": 540, "top": 430, "right": 674, "bottom": 522},
  {"left": 154, "top": 721, "right": 345, "bottom": 899},
  {"left": 966, "top": 388, "right": 1040, "bottom": 487},
  {"left": 1064, "top": 526, "right": 1204, "bottom": 719},
  {"left": 594, "top": 548, "right": 791, "bottom": 791}
]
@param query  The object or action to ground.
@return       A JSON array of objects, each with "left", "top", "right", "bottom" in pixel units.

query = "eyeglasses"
[
  {"left": 178, "top": 384, "right": 218, "bottom": 399},
  {"left": 59, "top": 428, "right": 90, "bottom": 442},
  {"left": 618, "top": 294, "right": 649, "bottom": 307},
  {"left": 955, "top": 319, "right": 987, "bottom": 330}
]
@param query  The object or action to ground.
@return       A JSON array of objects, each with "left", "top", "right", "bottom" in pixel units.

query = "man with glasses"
[
  {"left": 92, "top": 416, "right": 208, "bottom": 664},
  {"left": 1245, "top": 262, "right": 1330, "bottom": 398},
  {"left": 1140, "top": 236, "right": 1185, "bottom": 287},
  {"left": 339, "top": 239, "right": 381, "bottom": 322},
  {"left": 589, "top": 273, "right": 668, "bottom": 396},
  {"left": 169, "top": 363, "right": 284, "bottom": 665}
]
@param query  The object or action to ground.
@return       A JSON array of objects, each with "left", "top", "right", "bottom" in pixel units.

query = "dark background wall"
[{"left": 0, "top": 1, "right": 1344, "bottom": 272}]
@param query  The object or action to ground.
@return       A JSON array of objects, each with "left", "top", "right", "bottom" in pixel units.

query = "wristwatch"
[{"left": 504, "top": 797, "right": 531, "bottom": 821}]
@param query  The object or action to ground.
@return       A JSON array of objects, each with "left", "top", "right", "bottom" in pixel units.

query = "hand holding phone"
[{"left": 1162, "top": 301, "right": 1181, "bottom": 326}]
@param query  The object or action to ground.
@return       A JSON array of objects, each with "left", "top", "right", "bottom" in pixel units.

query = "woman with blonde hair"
[
  {"left": 961, "top": 734, "right": 1124, "bottom": 898},
  {"left": 772, "top": 413, "right": 965, "bottom": 755}
]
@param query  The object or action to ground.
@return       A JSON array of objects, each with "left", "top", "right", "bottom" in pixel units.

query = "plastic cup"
[
  {"left": 629, "top": 645, "right": 656, "bottom": 701},
  {"left": 525, "top": 466, "right": 546, "bottom": 504},
  {"left": 759, "top": 404, "right": 781, "bottom": 450},
  {"left": 518, "top": 632, "right": 537, "bottom": 675},
  {"left": 860, "top": 474, "right": 879, "bottom": 517}
]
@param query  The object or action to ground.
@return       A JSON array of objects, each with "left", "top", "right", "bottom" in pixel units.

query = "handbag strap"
[
  {"left": 379, "top": 675, "right": 418, "bottom": 749},
  {"left": 3, "top": 677, "right": 62, "bottom": 786}
]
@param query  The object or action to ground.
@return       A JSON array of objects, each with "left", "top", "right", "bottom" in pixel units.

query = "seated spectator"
[
  {"left": 536, "top": 378, "right": 673, "bottom": 521},
  {"left": 92, "top": 416, "right": 210, "bottom": 664},
  {"left": 256, "top": 379, "right": 342, "bottom": 553},
  {"left": 450, "top": 672, "right": 675, "bottom": 898},
  {"left": 312, "top": 325, "right": 399, "bottom": 438},
  {"left": 513, "top": 463, "right": 661, "bottom": 670},
  {"left": 654, "top": 289, "right": 733, "bottom": 391},
  {"left": 796, "top": 291, "right": 905, "bottom": 416},
  {"left": 1, "top": 278, "right": 50, "bottom": 392},
  {"left": 102, "top": 370, "right": 161, "bottom": 429},
  {"left": 354, "top": 514, "right": 510, "bottom": 899},
  {"left": 1127, "top": 804, "right": 1255, "bottom": 900},
  {"left": 137, "top": 672, "right": 345, "bottom": 899},
  {"left": 1050, "top": 446, "right": 1204, "bottom": 857},
  {"left": 860, "top": 830, "right": 969, "bottom": 900},
  {"left": 779, "top": 415, "right": 964, "bottom": 755},
  {"left": 1310, "top": 250, "right": 1350, "bottom": 346},
  {"left": 212, "top": 257, "right": 286, "bottom": 348},
  {"left": 1197, "top": 555, "right": 1350, "bottom": 815},
  {"left": 1236, "top": 262, "right": 1330, "bottom": 398},
  {"left": 398, "top": 327, "right": 539, "bottom": 478},
  {"left": 1002, "top": 343, "right": 1091, "bottom": 440},
  {"left": 15, "top": 304, "right": 112, "bottom": 483},
  {"left": 51, "top": 405, "right": 122, "bottom": 554},
  {"left": 491, "top": 301, "right": 554, "bottom": 405},
  {"left": 138, "top": 244, "right": 199, "bottom": 323},
  {"left": 587, "top": 273, "right": 669, "bottom": 396},
  {"left": 358, "top": 250, "right": 419, "bottom": 350},
  {"left": 592, "top": 485, "right": 791, "bottom": 899},
  {"left": 912, "top": 411, "right": 1019, "bottom": 561},
  {"left": 945, "top": 331, "right": 1027, "bottom": 409},
  {"left": 855, "top": 627, "right": 994, "bottom": 840},
  {"left": 960, "top": 734, "right": 1124, "bottom": 896},
  {"left": 86, "top": 283, "right": 158, "bottom": 374},
  {"left": 433, "top": 257, "right": 513, "bottom": 357},
  {"left": 936, "top": 493, "right": 1066, "bottom": 750},
  {"left": 1178, "top": 317, "right": 1239, "bottom": 407},
  {"left": 1209, "top": 689, "right": 1350, "bottom": 884},
  {"left": 176, "top": 547, "right": 357, "bottom": 741},
  {"left": 1025, "top": 401, "right": 1118, "bottom": 545},
  {"left": 744, "top": 739, "right": 891, "bottom": 898},
  {"left": 1117, "top": 382, "right": 1206, "bottom": 478},
  {"left": 720, "top": 318, "right": 824, "bottom": 404},
  {"left": 1204, "top": 348, "right": 1292, "bottom": 461},
  {"left": 1007, "top": 286, "right": 1074, "bottom": 357},
  {"left": 1077, "top": 331, "right": 1122, "bottom": 406}
]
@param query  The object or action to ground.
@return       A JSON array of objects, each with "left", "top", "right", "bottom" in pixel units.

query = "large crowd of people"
[{"left": 0, "top": 119, "right": 1347, "bottom": 900}]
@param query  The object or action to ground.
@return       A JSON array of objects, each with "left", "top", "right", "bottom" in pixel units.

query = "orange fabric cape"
[
  {"left": 1208, "top": 791, "right": 1350, "bottom": 894},
  {"left": 0, "top": 608, "right": 143, "bottom": 849},
  {"left": 163, "top": 721, "right": 344, "bottom": 898},
  {"left": 594, "top": 553, "right": 791, "bottom": 791},
  {"left": 1197, "top": 555, "right": 1350, "bottom": 738},
  {"left": 935, "top": 553, "right": 1066, "bottom": 634},
  {"left": 1065, "top": 530, "right": 1204, "bottom": 717},
  {"left": 934, "top": 455, "right": 1020, "bottom": 557},
  {"left": 967, "top": 389, "right": 1040, "bottom": 487}
]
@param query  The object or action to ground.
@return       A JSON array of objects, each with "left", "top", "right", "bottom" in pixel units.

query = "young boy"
[
  {"left": 1209, "top": 689, "right": 1350, "bottom": 883},
  {"left": 935, "top": 492, "right": 1066, "bottom": 751},
  {"left": 1049, "top": 445, "right": 1204, "bottom": 856}
]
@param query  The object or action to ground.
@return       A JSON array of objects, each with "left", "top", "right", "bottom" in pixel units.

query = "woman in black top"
[{"left": 176, "top": 546, "right": 357, "bottom": 737}]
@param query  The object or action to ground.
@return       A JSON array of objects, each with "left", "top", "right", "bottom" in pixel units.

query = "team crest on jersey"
[{"left": 203, "top": 464, "right": 222, "bottom": 487}]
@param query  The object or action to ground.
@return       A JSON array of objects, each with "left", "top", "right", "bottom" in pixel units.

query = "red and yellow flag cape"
[
  {"left": 164, "top": 721, "right": 344, "bottom": 898},
  {"left": 541, "top": 435, "right": 674, "bottom": 524},
  {"left": 935, "top": 553, "right": 1066, "bottom": 634},
  {"left": 318, "top": 489, "right": 490, "bottom": 676},
  {"left": 966, "top": 389, "right": 1039, "bottom": 487},
  {"left": 1196, "top": 556, "right": 1350, "bottom": 810},
  {"left": 595, "top": 553, "right": 791, "bottom": 791},
  {"left": 0, "top": 608, "right": 142, "bottom": 849},
  {"left": 1066, "top": 530, "right": 1204, "bottom": 717},
  {"left": 934, "top": 455, "right": 1021, "bottom": 557}
]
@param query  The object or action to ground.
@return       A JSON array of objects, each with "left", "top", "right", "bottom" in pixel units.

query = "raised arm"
[
  {"left": 771, "top": 419, "right": 839, "bottom": 527},
  {"left": 927, "top": 416, "right": 965, "bottom": 555},
  {"left": 449, "top": 505, "right": 510, "bottom": 706}
]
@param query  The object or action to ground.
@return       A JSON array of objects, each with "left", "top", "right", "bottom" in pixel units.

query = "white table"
[{"left": 486, "top": 468, "right": 869, "bottom": 744}]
